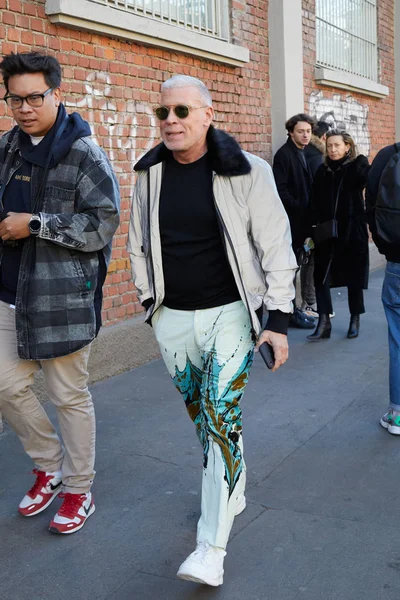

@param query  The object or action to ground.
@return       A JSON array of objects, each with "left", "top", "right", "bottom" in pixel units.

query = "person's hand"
[
  {"left": 0, "top": 212, "right": 32, "bottom": 241},
  {"left": 255, "top": 329, "right": 289, "bottom": 372}
]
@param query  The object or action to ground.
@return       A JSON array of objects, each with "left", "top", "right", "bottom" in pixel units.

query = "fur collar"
[
  {"left": 134, "top": 125, "right": 251, "bottom": 176},
  {"left": 309, "top": 134, "right": 325, "bottom": 155}
]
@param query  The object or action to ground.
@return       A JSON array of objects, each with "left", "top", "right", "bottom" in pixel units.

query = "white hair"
[{"left": 161, "top": 75, "right": 212, "bottom": 106}]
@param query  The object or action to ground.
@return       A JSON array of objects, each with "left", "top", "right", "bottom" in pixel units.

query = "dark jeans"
[{"left": 316, "top": 279, "right": 365, "bottom": 316}]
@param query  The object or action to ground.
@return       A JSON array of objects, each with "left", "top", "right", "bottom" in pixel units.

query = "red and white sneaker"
[
  {"left": 49, "top": 492, "right": 95, "bottom": 534},
  {"left": 18, "top": 469, "right": 62, "bottom": 517}
]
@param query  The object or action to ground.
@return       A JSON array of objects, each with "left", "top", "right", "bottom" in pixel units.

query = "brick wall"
[
  {"left": 0, "top": 0, "right": 270, "bottom": 326},
  {"left": 302, "top": 0, "right": 395, "bottom": 161}
]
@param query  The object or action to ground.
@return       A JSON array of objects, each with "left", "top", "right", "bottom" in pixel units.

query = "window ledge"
[
  {"left": 45, "top": 0, "right": 249, "bottom": 67},
  {"left": 315, "top": 66, "right": 389, "bottom": 98}
]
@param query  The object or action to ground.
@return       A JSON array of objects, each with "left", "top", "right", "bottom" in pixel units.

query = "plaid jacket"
[{"left": 0, "top": 129, "right": 120, "bottom": 360}]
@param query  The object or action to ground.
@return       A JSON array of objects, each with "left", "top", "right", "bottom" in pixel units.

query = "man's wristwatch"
[{"left": 28, "top": 214, "right": 41, "bottom": 236}]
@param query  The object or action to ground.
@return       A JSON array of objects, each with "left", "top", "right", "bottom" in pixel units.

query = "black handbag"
[
  {"left": 312, "top": 179, "right": 343, "bottom": 245},
  {"left": 313, "top": 218, "right": 338, "bottom": 244}
]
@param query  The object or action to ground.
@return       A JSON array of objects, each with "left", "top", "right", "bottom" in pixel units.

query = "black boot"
[
  {"left": 347, "top": 315, "right": 360, "bottom": 339},
  {"left": 307, "top": 314, "right": 331, "bottom": 341}
]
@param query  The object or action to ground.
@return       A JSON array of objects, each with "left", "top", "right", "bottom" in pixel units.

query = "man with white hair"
[{"left": 128, "top": 75, "right": 297, "bottom": 586}]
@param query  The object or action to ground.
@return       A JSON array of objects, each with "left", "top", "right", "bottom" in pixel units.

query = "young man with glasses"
[
  {"left": 0, "top": 52, "right": 120, "bottom": 534},
  {"left": 128, "top": 75, "right": 297, "bottom": 586}
]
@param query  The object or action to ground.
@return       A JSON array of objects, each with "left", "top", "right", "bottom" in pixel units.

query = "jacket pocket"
[
  {"left": 141, "top": 236, "right": 150, "bottom": 256},
  {"left": 70, "top": 251, "right": 98, "bottom": 297},
  {"left": 236, "top": 243, "right": 266, "bottom": 297},
  {"left": 43, "top": 185, "right": 75, "bottom": 213},
  {"left": 236, "top": 242, "right": 255, "bottom": 265}
]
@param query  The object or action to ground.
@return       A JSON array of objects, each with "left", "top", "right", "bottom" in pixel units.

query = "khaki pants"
[{"left": 0, "top": 301, "right": 95, "bottom": 494}]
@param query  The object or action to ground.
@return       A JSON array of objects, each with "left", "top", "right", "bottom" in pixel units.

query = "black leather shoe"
[
  {"left": 347, "top": 315, "right": 360, "bottom": 339},
  {"left": 289, "top": 308, "right": 315, "bottom": 329},
  {"left": 307, "top": 314, "right": 331, "bottom": 341}
]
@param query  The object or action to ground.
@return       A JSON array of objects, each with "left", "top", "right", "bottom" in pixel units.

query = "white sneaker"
[
  {"left": 235, "top": 493, "right": 246, "bottom": 516},
  {"left": 177, "top": 541, "right": 226, "bottom": 586}
]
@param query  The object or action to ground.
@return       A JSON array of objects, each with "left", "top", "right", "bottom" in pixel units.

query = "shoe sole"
[
  {"left": 19, "top": 486, "right": 61, "bottom": 517},
  {"left": 380, "top": 419, "right": 400, "bottom": 434},
  {"left": 177, "top": 569, "right": 223, "bottom": 586},
  {"left": 48, "top": 503, "right": 95, "bottom": 535},
  {"left": 307, "top": 336, "right": 331, "bottom": 342}
]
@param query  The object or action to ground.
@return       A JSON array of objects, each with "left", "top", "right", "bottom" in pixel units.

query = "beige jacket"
[{"left": 128, "top": 127, "right": 297, "bottom": 335}]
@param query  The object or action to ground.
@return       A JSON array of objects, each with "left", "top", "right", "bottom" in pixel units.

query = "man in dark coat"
[
  {"left": 366, "top": 143, "right": 400, "bottom": 435},
  {"left": 273, "top": 113, "right": 316, "bottom": 328}
]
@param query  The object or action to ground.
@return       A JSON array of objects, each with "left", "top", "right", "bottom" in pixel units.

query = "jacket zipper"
[
  {"left": 212, "top": 189, "right": 258, "bottom": 342},
  {"left": 146, "top": 169, "right": 157, "bottom": 322}
]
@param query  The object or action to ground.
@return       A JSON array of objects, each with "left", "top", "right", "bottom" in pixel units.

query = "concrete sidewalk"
[{"left": 1, "top": 268, "right": 400, "bottom": 600}]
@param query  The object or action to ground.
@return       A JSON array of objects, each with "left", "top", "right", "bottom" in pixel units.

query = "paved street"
[{"left": 1, "top": 268, "right": 400, "bottom": 600}]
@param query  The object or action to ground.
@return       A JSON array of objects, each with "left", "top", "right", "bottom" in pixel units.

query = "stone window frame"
[
  {"left": 314, "top": 0, "right": 388, "bottom": 98},
  {"left": 45, "top": 0, "right": 250, "bottom": 67}
]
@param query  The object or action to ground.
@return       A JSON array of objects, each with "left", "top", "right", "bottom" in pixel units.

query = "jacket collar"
[
  {"left": 134, "top": 125, "right": 251, "bottom": 176},
  {"left": 326, "top": 154, "right": 352, "bottom": 173},
  {"left": 286, "top": 136, "right": 311, "bottom": 176}
]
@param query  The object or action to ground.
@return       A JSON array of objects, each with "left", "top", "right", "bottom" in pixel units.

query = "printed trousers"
[{"left": 152, "top": 300, "right": 254, "bottom": 549}]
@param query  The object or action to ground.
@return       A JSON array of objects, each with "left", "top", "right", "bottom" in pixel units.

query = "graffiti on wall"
[
  {"left": 309, "top": 90, "right": 370, "bottom": 157},
  {"left": 66, "top": 72, "right": 157, "bottom": 197}
]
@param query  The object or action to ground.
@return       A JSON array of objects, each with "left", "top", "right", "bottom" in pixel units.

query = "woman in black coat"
[{"left": 307, "top": 129, "right": 370, "bottom": 341}]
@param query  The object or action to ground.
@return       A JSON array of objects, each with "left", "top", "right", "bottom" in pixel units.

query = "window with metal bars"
[
  {"left": 316, "top": 0, "right": 378, "bottom": 81},
  {"left": 89, "top": 0, "right": 229, "bottom": 40}
]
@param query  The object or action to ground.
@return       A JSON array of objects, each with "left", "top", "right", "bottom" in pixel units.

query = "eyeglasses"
[
  {"left": 3, "top": 88, "right": 54, "bottom": 109},
  {"left": 153, "top": 104, "right": 208, "bottom": 121}
]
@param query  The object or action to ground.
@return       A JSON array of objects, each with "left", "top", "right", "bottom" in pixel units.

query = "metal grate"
[
  {"left": 316, "top": 0, "right": 378, "bottom": 81},
  {"left": 90, "top": 0, "right": 229, "bottom": 40}
]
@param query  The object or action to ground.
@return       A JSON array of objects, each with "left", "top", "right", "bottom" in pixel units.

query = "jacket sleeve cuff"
[
  {"left": 265, "top": 310, "right": 290, "bottom": 335},
  {"left": 142, "top": 297, "right": 154, "bottom": 311}
]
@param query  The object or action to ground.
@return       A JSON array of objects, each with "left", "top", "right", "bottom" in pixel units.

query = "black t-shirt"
[{"left": 159, "top": 153, "right": 240, "bottom": 310}]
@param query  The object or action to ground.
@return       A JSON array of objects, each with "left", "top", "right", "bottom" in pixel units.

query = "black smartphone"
[{"left": 258, "top": 341, "right": 275, "bottom": 369}]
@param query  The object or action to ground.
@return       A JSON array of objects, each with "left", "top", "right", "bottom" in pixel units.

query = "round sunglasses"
[{"left": 154, "top": 104, "right": 208, "bottom": 120}]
